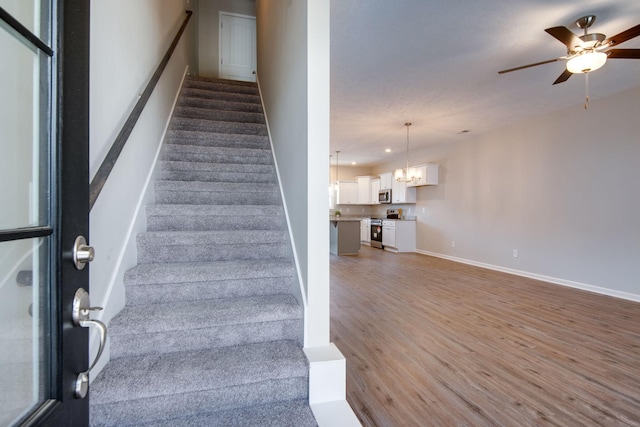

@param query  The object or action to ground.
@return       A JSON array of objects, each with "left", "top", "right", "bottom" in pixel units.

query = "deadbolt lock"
[{"left": 73, "top": 235, "right": 95, "bottom": 270}]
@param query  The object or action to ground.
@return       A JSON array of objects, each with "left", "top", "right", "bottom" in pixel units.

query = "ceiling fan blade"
[
  {"left": 606, "top": 48, "right": 640, "bottom": 59},
  {"left": 545, "top": 26, "right": 583, "bottom": 50},
  {"left": 552, "top": 69, "right": 573, "bottom": 85},
  {"left": 604, "top": 24, "right": 640, "bottom": 46},
  {"left": 498, "top": 58, "right": 562, "bottom": 74}
]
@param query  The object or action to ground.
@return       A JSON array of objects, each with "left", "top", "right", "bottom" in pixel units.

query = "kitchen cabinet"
[
  {"left": 356, "top": 176, "right": 374, "bottom": 205},
  {"left": 407, "top": 163, "right": 439, "bottom": 187},
  {"left": 336, "top": 181, "right": 358, "bottom": 205},
  {"left": 391, "top": 177, "right": 416, "bottom": 203},
  {"left": 360, "top": 219, "right": 370, "bottom": 244},
  {"left": 330, "top": 219, "right": 361, "bottom": 255},
  {"left": 382, "top": 220, "right": 416, "bottom": 253},
  {"left": 379, "top": 172, "right": 393, "bottom": 190},
  {"left": 371, "top": 179, "right": 380, "bottom": 204}
]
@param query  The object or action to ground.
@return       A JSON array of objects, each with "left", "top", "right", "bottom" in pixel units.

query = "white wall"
[
  {"left": 197, "top": 0, "right": 256, "bottom": 78},
  {"left": 88, "top": 0, "right": 196, "bottom": 373},
  {"left": 376, "top": 88, "right": 640, "bottom": 300},
  {"left": 256, "top": 0, "right": 331, "bottom": 347}
]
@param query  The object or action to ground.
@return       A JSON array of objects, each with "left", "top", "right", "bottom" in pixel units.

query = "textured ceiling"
[{"left": 330, "top": 0, "right": 640, "bottom": 167}]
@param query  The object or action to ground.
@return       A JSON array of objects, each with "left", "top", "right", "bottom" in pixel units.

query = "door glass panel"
[
  {"left": 0, "top": 20, "right": 50, "bottom": 230},
  {"left": 0, "top": 2, "right": 53, "bottom": 426},
  {"left": 0, "top": 0, "right": 43, "bottom": 38},
  {"left": 0, "top": 237, "right": 50, "bottom": 426}
]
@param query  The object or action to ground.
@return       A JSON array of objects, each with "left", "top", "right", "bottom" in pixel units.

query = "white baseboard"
[
  {"left": 89, "top": 66, "right": 190, "bottom": 382},
  {"left": 415, "top": 249, "right": 640, "bottom": 303}
]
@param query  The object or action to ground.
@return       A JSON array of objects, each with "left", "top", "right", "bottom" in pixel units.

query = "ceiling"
[{"left": 330, "top": 0, "right": 640, "bottom": 167}]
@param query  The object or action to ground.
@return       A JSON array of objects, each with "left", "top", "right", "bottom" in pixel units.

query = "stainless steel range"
[
  {"left": 370, "top": 218, "right": 383, "bottom": 249},
  {"left": 370, "top": 209, "right": 403, "bottom": 249}
]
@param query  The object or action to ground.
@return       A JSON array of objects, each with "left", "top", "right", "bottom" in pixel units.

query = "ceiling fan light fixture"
[{"left": 566, "top": 51, "right": 607, "bottom": 74}]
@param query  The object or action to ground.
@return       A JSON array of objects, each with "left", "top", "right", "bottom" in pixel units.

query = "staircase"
[{"left": 89, "top": 77, "right": 317, "bottom": 426}]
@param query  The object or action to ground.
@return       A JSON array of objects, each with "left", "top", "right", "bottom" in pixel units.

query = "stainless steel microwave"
[{"left": 378, "top": 188, "right": 392, "bottom": 204}]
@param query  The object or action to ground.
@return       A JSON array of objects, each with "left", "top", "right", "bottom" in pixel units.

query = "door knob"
[{"left": 73, "top": 235, "right": 95, "bottom": 270}]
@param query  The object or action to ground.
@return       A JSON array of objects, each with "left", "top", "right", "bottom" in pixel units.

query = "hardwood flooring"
[{"left": 330, "top": 246, "right": 640, "bottom": 427}]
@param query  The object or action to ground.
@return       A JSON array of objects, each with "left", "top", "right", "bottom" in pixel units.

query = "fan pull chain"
[{"left": 584, "top": 73, "right": 590, "bottom": 110}]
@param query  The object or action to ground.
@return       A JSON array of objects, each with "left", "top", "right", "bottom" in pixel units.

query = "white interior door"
[{"left": 219, "top": 12, "right": 256, "bottom": 82}]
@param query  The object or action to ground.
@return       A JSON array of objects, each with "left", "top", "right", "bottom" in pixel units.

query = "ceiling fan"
[{"left": 498, "top": 15, "right": 640, "bottom": 85}]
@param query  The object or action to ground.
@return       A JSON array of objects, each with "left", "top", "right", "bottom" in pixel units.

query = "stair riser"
[
  {"left": 178, "top": 96, "right": 263, "bottom": 113},
  {"left": 168, "top": 130, "right": 269, "bottom": 148},
  {"left": 179, "top": 89, "right": 261, "bottom": 105},
  {"left": 183, "top": 80, "right": 259, "bottom": 96},
  {"left": 137, "top": 242, "right": 288, "bottom": 264},
  {"left": 158, "top": 170, "right": 277, "bottom": 183},
  {"left": 160, "top": 160, "right": 275, "bottom": 174},
  {"left": 90, "top": 377, "right": 308, "bottom": 427},
  {"left": 161, "top": 151, "right": 273, "bottom": 165},
  {"left": 155, "top": 191, "right": 280, "bottom": 205},
  {"left": 146, "top": 215, "right": 285, "bottom": 232},
  {"left": 174, "top": 107, "right": 265, "bottom": 124},
  {"left": 124, "top": 277, "right": 294, "bottom": 306},
  {"left": 172, "top": 118, "right": 268, "bottom": 136},
  {"left": 110, "top": 320, "right": 301, "bottom": 359}
]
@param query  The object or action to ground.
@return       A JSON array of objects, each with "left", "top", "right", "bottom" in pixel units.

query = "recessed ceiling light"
[
  {"left": 351, "top": 161, "right": 357, "bottom": 165},
  {"left": 385, "top": 148, "right": 392, "bottom": 153}
]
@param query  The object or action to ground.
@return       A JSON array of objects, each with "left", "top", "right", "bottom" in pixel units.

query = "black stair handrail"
[{"left": 89, "top": 10, "right": 193, "bottom": 211}]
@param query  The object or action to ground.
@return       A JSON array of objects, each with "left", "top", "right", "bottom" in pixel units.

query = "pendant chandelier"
[{"left": 395, "top": 122, "right": 422, "bottom": 184}]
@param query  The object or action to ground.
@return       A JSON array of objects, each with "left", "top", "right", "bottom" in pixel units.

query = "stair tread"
[
  {"left": 90, "top": 340, "right": 308, "bottom": 405},
  {"left": 163, "top": 143, "right": 270, "bottom": 156},
  {"left": 174, "top": 106, "right": 265, "bottom": 123},
  {"left": 90, "top": 381, "right": 312, "bottom": 427},
  {"left": 146, "top": 204, "right": 283, "bottom": 216},
  {"left": 155, "top": 180, "right": 279, "bottom": 193},
  {"left": 138, "top": 229, "right": 287, "bottom": 244},
  {"left": 144, "top": 399, "right": 318, "bottom": 427},
  {"left": 109, "top": 294, "right": 301, "bottom": 336},
  {"left": 159, "top": 160, "right": 274, "bottom": 172},
  {"left": 124, "top": 259, "right": 295, "bottom": 286}
]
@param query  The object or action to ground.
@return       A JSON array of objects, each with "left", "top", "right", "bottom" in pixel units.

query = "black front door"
[{"left": 0, "top": 1, "right": 90, "bottom": 425}]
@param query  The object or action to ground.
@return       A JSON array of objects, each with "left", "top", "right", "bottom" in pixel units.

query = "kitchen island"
[{"left": 329, "top": 217, "right": 361, "bottom": 255}]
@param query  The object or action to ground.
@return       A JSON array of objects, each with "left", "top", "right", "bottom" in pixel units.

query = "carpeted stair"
[{"left": 89, "top": 77, "right": 317, "bottom": 426}]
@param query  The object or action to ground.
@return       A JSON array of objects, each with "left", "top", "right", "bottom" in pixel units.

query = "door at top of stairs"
[{"left": 219, "top": 12, "right": 256, "bottom": 82}]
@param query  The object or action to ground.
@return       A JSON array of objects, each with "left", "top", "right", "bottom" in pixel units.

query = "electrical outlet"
[
  {"left": 513, "top": 249, "right": 518, "bottom": 258},
  {"left": 451, "top": 241, "right": 456, "bottom": 248}
]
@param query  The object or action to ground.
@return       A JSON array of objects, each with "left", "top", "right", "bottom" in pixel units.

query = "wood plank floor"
[{"left": 330, "top": 246, "right": 640, "bottom": 427}]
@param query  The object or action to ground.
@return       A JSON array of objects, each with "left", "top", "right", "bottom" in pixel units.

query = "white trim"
[
  {"left": 255, "top": 75, "right": 309, "bottom": 331},
  {"left": 415, "top": 249, "right": 640, "bottom": 303},
  {"left": 89, "top": 66, "right": 190, "bottom": 380}
]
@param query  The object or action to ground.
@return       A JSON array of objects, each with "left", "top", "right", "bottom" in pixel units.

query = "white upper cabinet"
[
  {"left": 356, "top": 176, "right": 373, "bottom": 205},
  {"left": 336, "top": 180, "right": 358, "bottom": 205},
  {"left": 379, "top": 172, "right": 393, "bottom": 190},
  {"left": 391, "top": 178, "right": 416, "bottom": 203},
  {"left": 371, "top": 179, "right": 381, "bottom": 204},
  {"left": 407, "top": 163, "right": 439, "bottom": 187}
]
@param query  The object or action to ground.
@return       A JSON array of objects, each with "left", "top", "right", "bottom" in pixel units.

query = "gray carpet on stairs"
[{"left": 89, "top": 77, "right": 317, "bottom": 426}]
